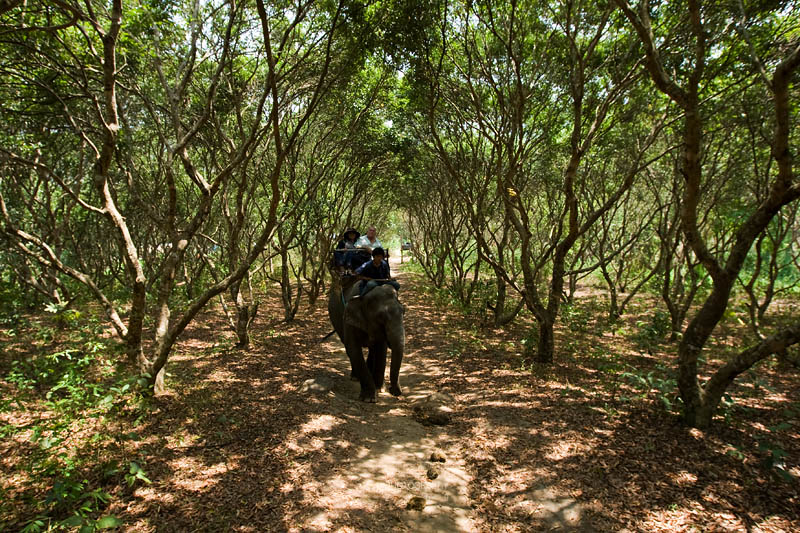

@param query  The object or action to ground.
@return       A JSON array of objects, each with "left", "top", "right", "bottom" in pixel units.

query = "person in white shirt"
[{"left": 356, "top": 226, "right": 382, "bottom": 252}]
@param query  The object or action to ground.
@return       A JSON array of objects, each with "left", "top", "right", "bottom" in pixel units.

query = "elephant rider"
[
  {"left": 355, "top": 225, "right": 382, "bottom": 252},
  {"left": 353, "top": 247, "right": 400, "bottom": 297},
  {"left": 334, "top": 227, "right": 362, "bottom": 271}
]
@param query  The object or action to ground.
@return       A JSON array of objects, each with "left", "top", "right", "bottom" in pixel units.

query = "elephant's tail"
[{"left": 319, "top": 330, "right": 337, "bottom": 342}]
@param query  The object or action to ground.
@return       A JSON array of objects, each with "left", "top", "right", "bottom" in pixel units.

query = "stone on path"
[
  {"left": 413, "top": 392, "right": 454, "bottom": 426},
  {"left": 429, "top": 449, "right": 447, "bottom": 463},
  {"left": 299, "top": 376, "right": 335, "bottom": 393},
  {"left": 426, "top": 464, "right": 442, "bottom": 480},
  {"left": 406, "top": 496, "right": 426, "bottom": 511}
]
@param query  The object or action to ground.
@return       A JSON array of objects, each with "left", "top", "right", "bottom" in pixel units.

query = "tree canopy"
[{"left": 1, "top": 3, "right": 799, "bottom": 524}]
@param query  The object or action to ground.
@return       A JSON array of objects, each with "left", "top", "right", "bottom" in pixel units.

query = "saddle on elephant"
[
  {"left": 330, "top": 228, "right": 391, "bottom": 277},
  {"left": 330, "top": 247, "right": 372, "bottom": 276},
  {"left": 331, "top": 227, "right": 371, "bottom": 275}
]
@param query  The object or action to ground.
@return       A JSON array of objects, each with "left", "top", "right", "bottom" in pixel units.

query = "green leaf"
[
  {"left": 21, "top": 518, "right": 46, "bottom": 533},
  {"left": 659, "top": 396, "right": 672, "bottom": 410},
  {"left": 768, "top": 422, "right": 792, "bottom": 432},
  {"left": 726, "top": 448, "right": 745, "bottom": 461},
  {"left": 774, "top": 466, "right": 794, "bottom": 483},
  {"left": 60, "top": 515, "right": 85, "bottom": 527},
  {"left": 770, "top": 448, "right": 788, "bottom": 460},
  {"left": 96, "top": 515, "right": 124, "bottom": 529}
]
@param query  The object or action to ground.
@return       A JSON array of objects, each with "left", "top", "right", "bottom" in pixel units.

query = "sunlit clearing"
[{"left": 544, "top": 441, "right": 590, "bottom": 461}]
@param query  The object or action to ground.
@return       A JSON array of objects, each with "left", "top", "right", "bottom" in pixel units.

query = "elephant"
[{"left": 327, "top": 276, "right": 405, "bottom": 402}]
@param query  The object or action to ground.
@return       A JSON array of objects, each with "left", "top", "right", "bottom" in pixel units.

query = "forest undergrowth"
[{"left": 1, "top": 265, "right": 798, "bottom": 532}]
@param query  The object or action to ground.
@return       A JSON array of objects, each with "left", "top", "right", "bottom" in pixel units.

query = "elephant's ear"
[{"left": 345, "top": 297, "right": 367, "bottom": 330}]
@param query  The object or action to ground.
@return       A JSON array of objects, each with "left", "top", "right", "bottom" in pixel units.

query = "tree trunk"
[
  {"left": 682, "top": 399, "right": 715, "bottom": 429},
  {"left": 234, "top": 305, "right": 251, "bottom": 348},
  {"left": 535, "top": 318, "right": 555, "bottom": 364},
  {"left": 681, "top": 321, "right": 800, "bottom": 428},
  {"left": 492, "top": 276, "right": 508, "bottom": 326},
  {"left": 602, "top": 265, "right": 620, "bottom": 320},
  {"left": 126, "top": 279, "right": 147, "bottom": 362},
  {"left": 493, "top": 276, "right": 524, "bottom": 327},
  {"left": 669, "top": 313, "right": 683, "bottom": 343},
  {"left": 677, "top": 278, "right": 732, "bottom": 426},
  {"left": 230, "top": 279, "right": 256, "bottom": 348}
]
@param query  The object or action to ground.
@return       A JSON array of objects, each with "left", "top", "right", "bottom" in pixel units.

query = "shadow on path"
[{"left": 286, "top": 256, "right": 588, "bottom": 531}]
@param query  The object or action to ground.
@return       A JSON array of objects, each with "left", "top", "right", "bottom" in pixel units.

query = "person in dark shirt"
[
  {"left": 334, "top": 228, "right": 365, "bottom": 271},
  {"left": 354, "top": 247, "right": 400, "bottom": 297},
  {"left": 337, "top": 228, "right": 360, "bottom": 250}
]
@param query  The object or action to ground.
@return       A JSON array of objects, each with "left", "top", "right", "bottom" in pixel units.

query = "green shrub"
[
  {"left": 2, "top": 322, "right": 146, "bottom": 530},
  {"left": 632, "top": 309, "right": 672, "bottom": 351},
  {"left": 619, "top": 364, "right": 681, "bottom": 411}
]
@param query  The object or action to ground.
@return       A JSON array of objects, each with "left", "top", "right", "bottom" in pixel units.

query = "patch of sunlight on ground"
[
  {"left": 669, "top": 470, "right": 698, "bottom": 486},
  {"left": 169, "top": 459, "right": 236, "bottom": 492},
  {"left": 544, "top": 440, "right": 591, "bottom": 461}
]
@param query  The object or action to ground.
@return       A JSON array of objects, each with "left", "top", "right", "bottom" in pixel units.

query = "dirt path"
[
  {"left": 81, "top": 254, "right": 583, "bottom": 532},
  {"left": 261, "top": 255, "right": 590, "bottom": 532},
  {"left": 287, "top": 257, "right": 477, "bottom": 531}
]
